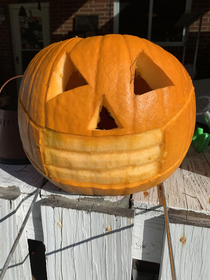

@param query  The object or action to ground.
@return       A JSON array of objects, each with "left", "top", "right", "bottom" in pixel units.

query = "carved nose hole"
[
  {"left": 134, "top": 74, "right": 152, "bottom": 95},
  {"left": 97, "top": 106, "right": 118, "bottom": 130}
]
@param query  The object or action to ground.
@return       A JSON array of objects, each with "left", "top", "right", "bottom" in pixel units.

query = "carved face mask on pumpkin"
[{"left": 18, "top": 34, "right": 196, "bottom": 195}]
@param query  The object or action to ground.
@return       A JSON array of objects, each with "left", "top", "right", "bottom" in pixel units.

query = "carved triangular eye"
[
  {"left": 134, "top": 74, "right": 152, "bottom": 95},
  {"left": 88, "top": 96, "right": 123, "bottom": 131},
  {"left": 46, "top": 52, "right": 88, "bottom": 102},
  {"left": 65, "top": 70, "right": 88, "bottom": 91},
  {"left": 133, "top": 52, "right": 174, "bottom": 96}
]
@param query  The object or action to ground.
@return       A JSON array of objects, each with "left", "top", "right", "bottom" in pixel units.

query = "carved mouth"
[{"left": 43, "top": 128, "right": 164, "bottom": 185}]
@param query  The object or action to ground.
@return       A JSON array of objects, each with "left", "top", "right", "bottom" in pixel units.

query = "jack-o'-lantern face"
[{"left": 18, "top": 35, "right": 196, "bottom": 195}]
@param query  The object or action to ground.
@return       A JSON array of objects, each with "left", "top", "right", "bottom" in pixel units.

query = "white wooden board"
[
  {"left": 41, "top": 200, "right": 134, "bottom": 280},
  {"left": 159, "top": 223, "right": 210, "bottom": 280}
]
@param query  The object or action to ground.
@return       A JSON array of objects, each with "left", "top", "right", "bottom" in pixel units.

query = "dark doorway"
[
  {"left": 119, "top": 0, "right": 187, "bottom": 43},
  {"left": 119, "top": 0, "right": 149, "bottom": 39}
]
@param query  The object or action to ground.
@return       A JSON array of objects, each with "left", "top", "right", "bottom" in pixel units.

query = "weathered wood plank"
[
  {"left": 41, "top": 195, "right": 133, "bottom": 218},
  {"left": 164, "top": 147, "right": 210, "bottom": 212},
  {"left": 132, "top": 146, "right": 210, "bottom": 214},
  {"left": 159, "top": 223, "right": 210, "bottom": 280},
  {"left": 169, "top": 209, "right": 210, "bottom": 228},
  {"left": 41, "top": 198, "right": 134, "bottom": 280},
  {"left": 0, "top": 186, "right": 20, "bottom": 200},
  {"left": 0, "top": 196, "right": 32, "bottom": 280}
]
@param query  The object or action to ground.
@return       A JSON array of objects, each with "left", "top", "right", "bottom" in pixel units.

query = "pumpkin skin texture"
[{"left": 18, "top": 34, "right": 196, "bottom": 195}]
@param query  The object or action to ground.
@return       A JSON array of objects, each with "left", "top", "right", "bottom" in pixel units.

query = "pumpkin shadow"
[
  {"left": 0, "top": 162, "right": 68, "bottom": 194},
  {"left": 0, "top": 162, "right": 80, "bottom": 242},
  {"left": 0, "top": 163, "right": 43, "bottom": 188},
  {"left": 1, "top": 162, "right": 61, "bottom": 192}
]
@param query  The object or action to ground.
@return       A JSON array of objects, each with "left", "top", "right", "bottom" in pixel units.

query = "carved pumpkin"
[{"left": 18, "top": 34, "right": 196, "bottom": 195}]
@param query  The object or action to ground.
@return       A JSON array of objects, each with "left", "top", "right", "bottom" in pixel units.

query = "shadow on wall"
[{"left": 50, "top": 0, "right": 114, "bottom": 43}]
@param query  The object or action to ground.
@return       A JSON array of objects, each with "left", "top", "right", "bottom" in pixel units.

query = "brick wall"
[
  {"left": 189, "top": 0, "right": 210, "bottom": 32},
  {"left": 50, "top": 0, "right": 114, "bottom": 42},
  {"left": 189, "top": 11, "right": 210, "bottom": 32}
]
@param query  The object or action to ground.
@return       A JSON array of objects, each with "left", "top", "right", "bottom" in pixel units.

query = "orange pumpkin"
[{"left": 18, "top": 34, "right": 196, "bottom": 195}]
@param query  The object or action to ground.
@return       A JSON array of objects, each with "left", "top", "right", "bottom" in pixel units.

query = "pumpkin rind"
[{"left": 18, "top": 34, "right": 196, "bottom": 195}]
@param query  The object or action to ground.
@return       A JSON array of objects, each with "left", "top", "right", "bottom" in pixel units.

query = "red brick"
[
  {"left": 89, "top": 4, "right": 106, "bottom": 8},
  {"left": 79, "top": 8, "right": 94, "bottom": 12},
  {"left": 100, "top": 16, "right": 109, "bottom": 21},
  {"left": 95, "top": 12, "right": 106, "bottom": 16},
  {"left": 201, "top": 17, "right": 208, "bottom": 22},
  {"left": 94, "top": 8, "right": 109, "bottom": 12},
  {"left": 203, "top": 21, "right": 210, "bottom": 26},
  {"left": 189, "top": 26, "right": 199, "bottom": 32},
  {"left": 106, "top": 4, "right": 112, "bottom": 10}
]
